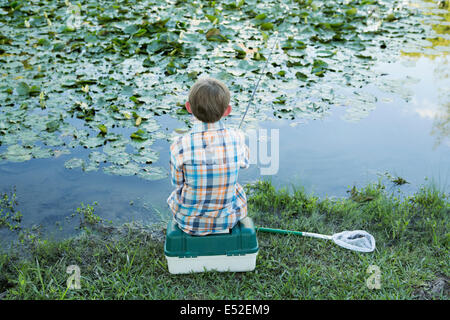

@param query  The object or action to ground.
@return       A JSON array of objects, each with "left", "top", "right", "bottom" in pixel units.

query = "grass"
[
  {"left": 0, "top": 188, "right": 23, "bottom": 232},
  {"left": 0, "top": 180, "right": 448, "bottom": 300}
]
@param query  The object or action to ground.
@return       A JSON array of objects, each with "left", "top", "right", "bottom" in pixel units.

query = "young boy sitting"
[{"left": 167, "top": 78, "right": 249, "bottom": 236}]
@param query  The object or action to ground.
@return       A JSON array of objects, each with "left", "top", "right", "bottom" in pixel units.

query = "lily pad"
[
  {"left": 46, "top": 120, "right": 60, "bottom": 133},
  {"left": 130, "top": 129, "right": 148, "bottom": 141},
  {"left": 17, "top": 82, "right": 30, "bottom": 96},
  {"left": 64, "top": 158, "right": 84, "bottom": 169},
  {"left": 205, "top": 28, "right": 229, "bottom": 42},
  {"left": 3, "top": 145, "right": 32, "bottom": 162},
  {"left": 138, "top": 166, "right": 168, "bottom": 181}
]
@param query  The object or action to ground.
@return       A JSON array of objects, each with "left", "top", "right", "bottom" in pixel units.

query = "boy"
[{"left": 167, "top": 78, "right": 249, "bottom": 236}]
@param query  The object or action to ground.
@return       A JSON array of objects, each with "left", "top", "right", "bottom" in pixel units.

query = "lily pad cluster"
[{"left": 0, "top": 0, "right": 442, "bottom": 180}]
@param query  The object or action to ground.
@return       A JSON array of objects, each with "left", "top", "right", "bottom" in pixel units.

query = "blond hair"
[{"left": 188, "top": 78, "right": 230, "bottom": 123}]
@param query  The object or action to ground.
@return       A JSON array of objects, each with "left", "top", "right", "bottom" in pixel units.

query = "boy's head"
[{"left": 186, "top": 78, "right": 231, "bottom": 123}]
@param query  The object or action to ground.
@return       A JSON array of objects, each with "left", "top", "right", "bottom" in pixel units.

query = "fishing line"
[{"left": 238, "top": 32, "right": 279, "bottom": 129}]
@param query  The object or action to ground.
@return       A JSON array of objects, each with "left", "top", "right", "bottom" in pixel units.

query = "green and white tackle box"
[{"left": 164, "top": 217, "right": 259, "bottom": 274}]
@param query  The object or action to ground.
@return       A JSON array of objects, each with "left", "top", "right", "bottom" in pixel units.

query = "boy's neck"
[{"left": 191, "top": 116, "right": 226, "bottom": 133}]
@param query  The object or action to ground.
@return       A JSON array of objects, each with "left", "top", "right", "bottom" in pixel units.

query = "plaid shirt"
[{"left": 167, "top": 117, "right": 249, "bottom": 236}]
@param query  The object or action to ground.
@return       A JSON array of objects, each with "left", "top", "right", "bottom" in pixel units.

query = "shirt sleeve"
[{"left": 169, "top": 139, "right": 184, "bottom": 187}]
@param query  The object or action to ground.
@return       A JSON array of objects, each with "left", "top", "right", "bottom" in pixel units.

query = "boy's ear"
[
  {"left": 223, "top": 105, "right": 232, "bottom": 117},
  {"left": 185, "top": 101, "right": 192, "bottom": 114}
]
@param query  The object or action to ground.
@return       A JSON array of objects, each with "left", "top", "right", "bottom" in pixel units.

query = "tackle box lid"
[{"left": 164, "top": 217, "right": 259, "bottom": 258}]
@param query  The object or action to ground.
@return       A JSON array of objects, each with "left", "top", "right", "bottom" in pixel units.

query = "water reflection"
[
  {"left": 431, "top": 101, "right": 450, "bottom": 147},
  {"left": 398, "top": 1, "right": 450, "bottom": 146},
  {"left": 403, "top": 0, "right": 449, "bottom": 59}
]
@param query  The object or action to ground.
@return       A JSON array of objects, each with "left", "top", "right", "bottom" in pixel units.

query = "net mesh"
[{"left": 332, "top": 230, "right": 376, "bottom": 252}]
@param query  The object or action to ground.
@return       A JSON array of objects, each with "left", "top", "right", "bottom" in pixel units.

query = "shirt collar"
[{"left": 191, "top": 116, "right": 225, "bottom": 133}]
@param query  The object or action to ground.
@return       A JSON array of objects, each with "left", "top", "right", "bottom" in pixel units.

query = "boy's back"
[{"left": 167, "top": 117, "right": 249, "bottom": 235}]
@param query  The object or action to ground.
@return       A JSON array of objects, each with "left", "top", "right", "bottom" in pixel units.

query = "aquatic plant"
[{"left": 0, "top": 0, "right": 445, "bottom": 180}]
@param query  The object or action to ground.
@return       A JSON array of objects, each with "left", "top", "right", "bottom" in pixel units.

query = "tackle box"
[{"left": 164, "top": 217, "right": 259, "bottom": 274}]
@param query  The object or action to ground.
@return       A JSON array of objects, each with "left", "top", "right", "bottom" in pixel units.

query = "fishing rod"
[{"left": 238, "top": 32, "right": 279, "bottom": 129}]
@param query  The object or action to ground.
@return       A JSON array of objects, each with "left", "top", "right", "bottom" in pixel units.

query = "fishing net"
[{"left": 332, "top": 230, "right": 376, "bottom": 252}]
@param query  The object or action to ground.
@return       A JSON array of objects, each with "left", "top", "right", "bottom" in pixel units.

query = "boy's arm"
[{"left": 169, "top": 141, "right": 184, "bottom": 187}]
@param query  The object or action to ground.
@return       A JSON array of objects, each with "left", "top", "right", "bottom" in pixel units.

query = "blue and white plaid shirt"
[{"left": 167, "top": 117, "right": 249, "bottom": 235}]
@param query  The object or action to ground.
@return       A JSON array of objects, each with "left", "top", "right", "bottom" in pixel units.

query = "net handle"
[{"left": 256, "top": 227, "right": 332, "bottom": 240}]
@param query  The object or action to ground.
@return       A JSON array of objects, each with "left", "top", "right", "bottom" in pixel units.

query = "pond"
[{"left": 0, "top": 0, "right": 449, "bottom": 242}]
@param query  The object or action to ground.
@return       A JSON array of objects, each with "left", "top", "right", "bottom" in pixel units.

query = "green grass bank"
[{"left": 0, "top": 180, "right": 448, "bottom": 299}]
